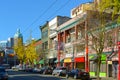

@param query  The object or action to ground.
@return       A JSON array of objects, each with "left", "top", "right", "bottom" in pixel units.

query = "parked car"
[
  {"left": 12, "top": 65, "right": 21, "bottom": 71},
  {"left": 1, "top": 64, "right": 10, "bottom": 69},
  {"left": 0, "top": 67, "right": 8, "bottom": 80},
  {"left": 25, "top": 65, "right": 33, "bottom": 72},
  {"left": 32, "top": 67, "right": 41, "bottom": 73},
  {"left": 52, "top": 67, "right": 67, "bottom": 76},
  {"left": 43, "top": 67, "right": 53, "bottom": 75},
  {"left": 39, "top": 67, "right": 48, "bottom": 74},
  {"left": 66, "top": 68, "right": 90, "bottom": 80},
  {"left": 25, "top": 67, "right": 33, "bottom": 72}
]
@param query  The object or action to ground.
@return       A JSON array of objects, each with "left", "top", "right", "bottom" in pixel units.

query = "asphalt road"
[{"left": 7, "top": 70, "right": 70, "bottom": 80}]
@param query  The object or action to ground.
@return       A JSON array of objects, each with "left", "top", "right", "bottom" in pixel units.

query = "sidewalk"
[{"left": 91, "top": 77, "right": 117, "bottom": 80}]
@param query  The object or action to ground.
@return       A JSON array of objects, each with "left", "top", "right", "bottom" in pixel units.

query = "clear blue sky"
[{"left": 0, "top": 0, "right": 93, "bottom": 43}]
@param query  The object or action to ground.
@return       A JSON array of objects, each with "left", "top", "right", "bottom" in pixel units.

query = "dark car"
[
  {"left": 39, "top": 67, "right": 47, "bottom": 74},
  {"left": 66, "top": 69, "right": 90, "bottom": 80},
  {"left": 25, "top": 67, "right": 33, "bottom": 72},
  {"left": 43, "top": 67, "right": 53, "bottom": 74},
  {"left": 0, "top": 67, "right": 8, "bottom": 80}
]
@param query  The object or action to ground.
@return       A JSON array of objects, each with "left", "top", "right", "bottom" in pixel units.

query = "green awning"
[
  {"left": 89, "top": 53, "right": 107, "bottom": 61},
  {"left": 54, "top": 59, "right": 64, "bottom": 63},
  {"left": 101, "top": 54, "right": 106, "bottom": 61},
  {"left": 39, "top": 59, "right": 44, "bottom": 64}
]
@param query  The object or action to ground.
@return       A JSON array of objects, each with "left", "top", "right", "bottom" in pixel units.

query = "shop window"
[
  {"left": 76, "top": 44, "right": 85, "bottom": 53},
  {"left": 100, "top": 63, "right": 106, "bottom": 72},
  {"left": 76, "top": 62, "right": 85, "bottom": 69}
]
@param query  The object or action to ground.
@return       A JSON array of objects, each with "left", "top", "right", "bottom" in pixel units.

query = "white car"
[
  {"left": 52, "top": 67, "right": 67, "bottom": 76},
  {"left": 12, "top": 65, "right": 22, "bottom": 71},
  {"left": 33, "top": 67, "right": 41, "bottom": 73}
]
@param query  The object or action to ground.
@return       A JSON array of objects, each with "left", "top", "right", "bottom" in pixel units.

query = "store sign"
[
  {"left": 65, "top": 53, "right": 73, "bottom": 57},
  {"left": 77, "top": 52, "right": 84, "bottom": 56},
  {"left": 108, "top": 61, "right": 112, "bottom": 64}
]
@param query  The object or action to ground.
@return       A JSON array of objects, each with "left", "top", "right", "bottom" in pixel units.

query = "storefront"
[
  {"left": 89, "top": 54, "right": 107, "bottom": 77},
  {"left": 64, "top": 58, "right": 72, "bottom": 70},
  {"left": 49, "top": 58, "right": 57, "bottom": 67},
  {"left": 107, "top": 52, "right": 118, "bottom": 78},
  {"left": 74, "top": 57, "right": 85, "bottom": 69},
  {"left": 54, "top": 59, "right": 64, "bottom": 66}
]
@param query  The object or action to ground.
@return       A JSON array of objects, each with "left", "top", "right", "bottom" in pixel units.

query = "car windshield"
[
  {"left": 0, "top": 68, "right": 5, "bottom": 72},
  {"left": 55, "top": 67, "right": 66, "bottom": 70},
  {"left": 61, "top": 68, "right": 66, "bottom": 70}
]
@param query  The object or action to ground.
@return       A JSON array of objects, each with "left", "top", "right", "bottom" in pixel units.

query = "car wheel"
[
  {"left": 5, "top": 78, "right": 8, "bottom": 80},
  {"left": 43, "top": 72, "right": 45, "bottom": 75},
  {"left": 74, "top": 75, "right": 77, "bottom": 79},
  {"left": 52, "top": 73, "right": 55, "bottom": 76},
  {"left": 66, "top": 74, "right": 69, "bottom": 79}
]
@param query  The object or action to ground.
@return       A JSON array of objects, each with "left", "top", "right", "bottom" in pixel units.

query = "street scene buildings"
[{"left": 0, "top": 0, "right": 120, "bottom": 79}]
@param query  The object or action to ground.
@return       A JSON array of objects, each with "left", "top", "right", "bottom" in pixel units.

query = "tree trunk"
[{"left": 97, "top": 57, "right": 101, "bottom": 80}]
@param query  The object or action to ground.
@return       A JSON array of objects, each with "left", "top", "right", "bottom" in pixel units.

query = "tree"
[
  {"left": 13, "top": 38, "right": 25, "bottom": 64},
  {"left": 87, "top": 10, "right": 114, "bottom": 80},
  {"left": 25, "top": 40, "right": 38, "bottom": 65},
  {"left": 100, "top": 0, "right": 120, "bottom": 21}
]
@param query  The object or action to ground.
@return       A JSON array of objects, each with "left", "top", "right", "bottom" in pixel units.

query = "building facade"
[
  {"left": 48, "top": 16, "right": 71, "bottom": 67},
  {"left": 56, "top": 0, "right": 120, "bottom": 78},
  {"left": 40, "top": 21, "right": 49, "bottom": 65}
]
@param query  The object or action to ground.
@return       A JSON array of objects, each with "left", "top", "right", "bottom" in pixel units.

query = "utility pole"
[
  {"left": 85, "top": 20, "right": 89, "bottom": 72},
  {"left": 57, "top": 33, "right": 60, "bottom": 67}
]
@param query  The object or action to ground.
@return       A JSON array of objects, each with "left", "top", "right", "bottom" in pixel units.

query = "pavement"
[{"left": 91, "top": 77, "right": 117, "bottom": 80}]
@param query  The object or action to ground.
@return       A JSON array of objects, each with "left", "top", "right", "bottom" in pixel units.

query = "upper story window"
[{"left": 42, "top": 30, "right": 48, "bottom": 38}]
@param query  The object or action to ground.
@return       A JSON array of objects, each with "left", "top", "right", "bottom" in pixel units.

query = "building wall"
[
  {"left": 40, "top": 22, "right": 49, "bottom": 64},
  {"left": 71, "top": 2, "right": 94, "bottom": 18},
  {"left": 48, "top": 16, "right": 70, "bottom": 59}
]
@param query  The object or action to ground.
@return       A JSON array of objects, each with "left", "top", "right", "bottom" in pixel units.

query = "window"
[{"left": 42, "top": 30, "right": 48, "bottom": 38}]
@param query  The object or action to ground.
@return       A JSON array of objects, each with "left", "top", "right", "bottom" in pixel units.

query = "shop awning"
[
  {"left": 64, "top": 58, "right": 72, "bottom": 63},
  {"left": 39, "top": 59, "right": 44, "bottom": 64},
  {"left": 49, "top": 58, "right": 57, "bottom": 63},
  {"left": 74, "top": 57, "right": 85, "bottom": 62},
  {"left": 54, "top": 59, "right": 64, "bottom": 63},
  {"left": 89, "top": 53, "right": 107, "bottom": 61}
]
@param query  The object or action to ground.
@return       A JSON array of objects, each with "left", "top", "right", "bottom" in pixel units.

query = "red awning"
[{"left": 74, "top": 57, "right": 85, "bottom": 62}]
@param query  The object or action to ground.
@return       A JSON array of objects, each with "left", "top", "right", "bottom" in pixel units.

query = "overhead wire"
[
  {"left": 23, "top": 0, "right": 89, "bottom": 41},
  {"left": 22, "top": 0, "right": 58, "bottom": 34},
  {"left": 32, "top": 0, "right": 71, "bottom": 34}
]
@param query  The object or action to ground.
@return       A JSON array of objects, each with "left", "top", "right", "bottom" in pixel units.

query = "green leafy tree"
[{"left": 100, "top": 0, "right": 120, "bottom": 21}]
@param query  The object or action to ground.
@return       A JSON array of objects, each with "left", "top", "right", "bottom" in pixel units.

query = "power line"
[
  {"left": 46, "top": 0, "right": 70, "bottom": 20},
  {"left": 22, "top": 0, "right": 58, "bottom": 34},
  {"left": 32, "top": 0, "right": 70, "bottom": 33}
]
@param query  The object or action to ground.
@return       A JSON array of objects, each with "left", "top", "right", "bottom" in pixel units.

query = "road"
[{"left": 7, "top": 70, "right": 70, "bottom": 80}]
